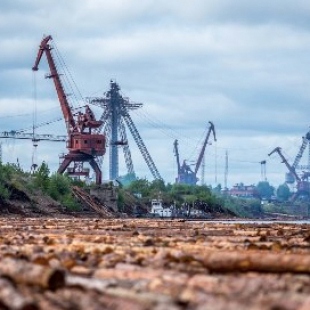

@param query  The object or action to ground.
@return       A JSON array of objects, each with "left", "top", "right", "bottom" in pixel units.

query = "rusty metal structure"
[
  {"left": 268, "top": 146, "right": 310, "bottom": 201},
  {"left": 32, "top": 35, "right": 106, "bottom": 184},
  {"left": 89, "top": 80, "right": 162, "bottom": 181},
  {"left": 174, "top": 121, "right": 216, "bottom": 185}
]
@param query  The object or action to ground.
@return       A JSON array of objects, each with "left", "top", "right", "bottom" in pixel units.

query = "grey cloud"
[{"left": 0, "top": 1, "right": 310, "bottom": 186}]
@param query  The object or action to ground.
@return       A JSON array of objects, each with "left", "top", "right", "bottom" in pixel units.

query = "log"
[
  {"left": 0, "top": 277, "right": 38, "bottom": 310},
  {"left": 0, "top": 258, "right": 65, "bottom": 290},
  {"left": 196, "top": 250, "right": 310, "bottom": 273}
]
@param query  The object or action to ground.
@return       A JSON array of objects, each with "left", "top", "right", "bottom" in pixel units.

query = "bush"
[
  {"left": 47, "top": 173, "right": 71, "bottom": 200},
  {"left": 61, "top": 194, "right": 81, "bottom": 211},
  {"left": 0, "top": 184, "right": 9, "bottom": 200},
  {"left": 32, "top": 162, "right": 50, "bottom": 191},
  {"left": 223, "top": 196, "right": 262, "bottom": 218}
]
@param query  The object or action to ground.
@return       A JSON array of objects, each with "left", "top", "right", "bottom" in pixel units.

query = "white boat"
[{"left": 150, "top": 199, "right": 172, "bottom": 218}]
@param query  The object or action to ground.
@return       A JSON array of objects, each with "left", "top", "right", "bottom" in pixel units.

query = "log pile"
[
  {"left": 71, "top": 186, "right": 115, "bottom": 218},
  {"left": 0, "top": 218, "right": 309, "bottom": 309}
]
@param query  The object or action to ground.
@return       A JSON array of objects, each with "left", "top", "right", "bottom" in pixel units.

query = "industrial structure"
[
  {"left": 174, "top": 121, "right": 216, "bottom": 185},
  {"left": 32, "top": 35, "right": 106, "bottom": 184},
  {"left": 0, "top": 131, "right": 67, "bottom": 170},
  {"left": 268, "top": 128, "right": 310, "bottom": 201},
  {"left": 88, "top": 80, "right": 162, "bottom": 181}
]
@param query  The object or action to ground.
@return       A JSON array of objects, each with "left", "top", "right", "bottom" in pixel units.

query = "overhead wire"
[
  {"left": 132, "top": 106, "right": 284, "bottom": 166},
  {"left": 13, "top": 116, "right": 64, "bottom": 133},
  {"left": 53, "top": 40, "right": 85, "bottom": 111}
]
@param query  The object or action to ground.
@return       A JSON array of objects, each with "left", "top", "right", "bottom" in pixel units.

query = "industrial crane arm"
[
  {"left": 32, "top": 35, "right": 52, "bottom": 71},
  {"left": 173, "top": 140, "right": 181, "bottom": 173},
  {"left": 268, "top": 147, "right": 300, "bottom": 181},
  {"left": 195, "top": 121, "right": 216, "bottom": 174},
  {"left": 292, "top": 130, "right": 310, "bottom": 169},
  {"left": 32, "top": 35, "right": 75, "bottom": 132},
  {"left": 0, "top": 131, "right": 66, "bottom": 142}
]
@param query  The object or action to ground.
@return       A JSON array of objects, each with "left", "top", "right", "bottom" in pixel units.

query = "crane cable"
[
  {"left": 31, "top": 71, "right": 38, "bottom": 172},
  {"left": 53, "top": 41, "right": 85, "bottom": 110}
]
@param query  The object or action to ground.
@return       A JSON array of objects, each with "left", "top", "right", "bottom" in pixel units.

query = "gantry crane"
[
  {"left": 88, "top": 80, "right": 162, "bottom": 181},
  {"left": 174, "top": 121, "right": 216, "bottom": 185},
  {"left": 268, "top": 147, "right": 310, "bottom": 201},
  {"left": 32, "top": 35, "right": 106, "bottom": 184}
]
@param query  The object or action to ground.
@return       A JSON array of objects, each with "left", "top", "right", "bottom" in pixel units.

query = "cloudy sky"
[{"left": 1, "top": 0, "right": 310, "bottom": 188}]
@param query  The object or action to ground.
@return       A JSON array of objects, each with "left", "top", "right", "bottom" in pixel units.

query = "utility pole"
[{"left": 224, "top": 150, "right": 228, "bottom": 190}]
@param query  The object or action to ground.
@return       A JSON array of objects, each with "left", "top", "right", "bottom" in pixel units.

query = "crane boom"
[
  {"left": 195, "top": 121, "right": 216, "bottom": 174},
  {"left": 173, "top": 140, "right": 181, "bottom": 173},
  {"left": 0, "top": 131, "right": 66, "bottom": 142},
  {"left": 123, "top": 113, "right": 163, "bottom": 180},
  {"left": 32, "top": 35, "right": 75, "bottom": 132},
  {"left": 268, "top": 147, "right": 300, "bottom": 181},
  {"left": 292, "top": 130, "right": 310, "bottom": 169}
]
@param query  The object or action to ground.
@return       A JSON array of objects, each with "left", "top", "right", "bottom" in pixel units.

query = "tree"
[
  {"left": 277, "top": 183, "right": 291, "bottom": 201},
  {"left": 32, "top": 162, "right": 50, "bottom": 191},
  {"left": 126, "top": 178, "right": 150, "bottom": 197},
  {"left": 149, "top": 179, "right": 166, "bottom": 196},
  {"left": 212, "top": 184, "right": 222, "bottom": 195},
  {"left": 255, "top": 181, "right": 275, "bottom": 199},
  {"left": 47, "top": 173, "right": 71, "bottom": 200}
]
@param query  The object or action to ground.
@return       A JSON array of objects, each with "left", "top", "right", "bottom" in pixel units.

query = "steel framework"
[{"left": 89, "top": 80, "right": 162, "bottom": 181}]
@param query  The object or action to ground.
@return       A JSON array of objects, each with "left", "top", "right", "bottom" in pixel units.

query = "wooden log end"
[{"left": 47, "top": 269, "right": 66, "bottom": 290}]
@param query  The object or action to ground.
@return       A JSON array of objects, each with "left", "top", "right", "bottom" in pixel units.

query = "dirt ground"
[{"left": 0, "top": 217, "right": 309, "bottom": 310}]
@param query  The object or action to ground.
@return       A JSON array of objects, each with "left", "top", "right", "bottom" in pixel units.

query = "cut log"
[
  {"left": 196, "top": 250, "right": 310, "bottom": 273},
  {"left": 0, "top": 258, "right": 65, "bottom": 290},
  {"left": 0, "top": 277, "right": 38, "bottom": 310}
]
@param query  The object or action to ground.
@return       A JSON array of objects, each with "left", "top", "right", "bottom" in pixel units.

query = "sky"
[{"left": 1, "top": 0, "right": 310, "bottom": 188}]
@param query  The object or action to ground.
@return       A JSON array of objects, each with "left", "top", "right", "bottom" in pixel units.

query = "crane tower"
[{"left": 89, "top": 80, "right": 162, "bottom": 181}]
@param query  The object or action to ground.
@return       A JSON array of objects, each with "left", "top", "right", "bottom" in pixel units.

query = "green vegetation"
[
  {"left": 222, "top": 196, "right": 262, "bottom": 218},
  {"left": 276, "top": 183, "right": 291, "bottom": 202},
  {"left": 125, "top": 178, "right": 263, "bottom": 217},
  {"left": 32, "top": 162, "right": 82, "bottom": 211},
  {"left": 1, "top": 160, "right": 289, "bottom": 218},
  {"left": 255, "top": 181, "right": 275, "bottom": 200},
  {"left": 0, "top": 161, "right": 82, "bottom": 211},
  {"left": 0, "top": 162, "right": 26, "bottom": 200}
]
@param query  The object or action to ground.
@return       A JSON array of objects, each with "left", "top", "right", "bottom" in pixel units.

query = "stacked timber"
[{"left": 0, "top": 218, "right": 309, "bottom": 309}]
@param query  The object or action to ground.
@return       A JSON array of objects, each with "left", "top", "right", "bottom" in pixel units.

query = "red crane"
[{"left": 32, "top": 35, "right": 106, "bottom": 184}]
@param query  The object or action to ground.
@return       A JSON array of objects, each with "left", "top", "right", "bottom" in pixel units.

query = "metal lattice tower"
[
  {"left": 89, "top": 80, "right": 162, "bottom": 181},
  {"left": 260, "top": 160, "right": 267, "bottom": 181}
]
